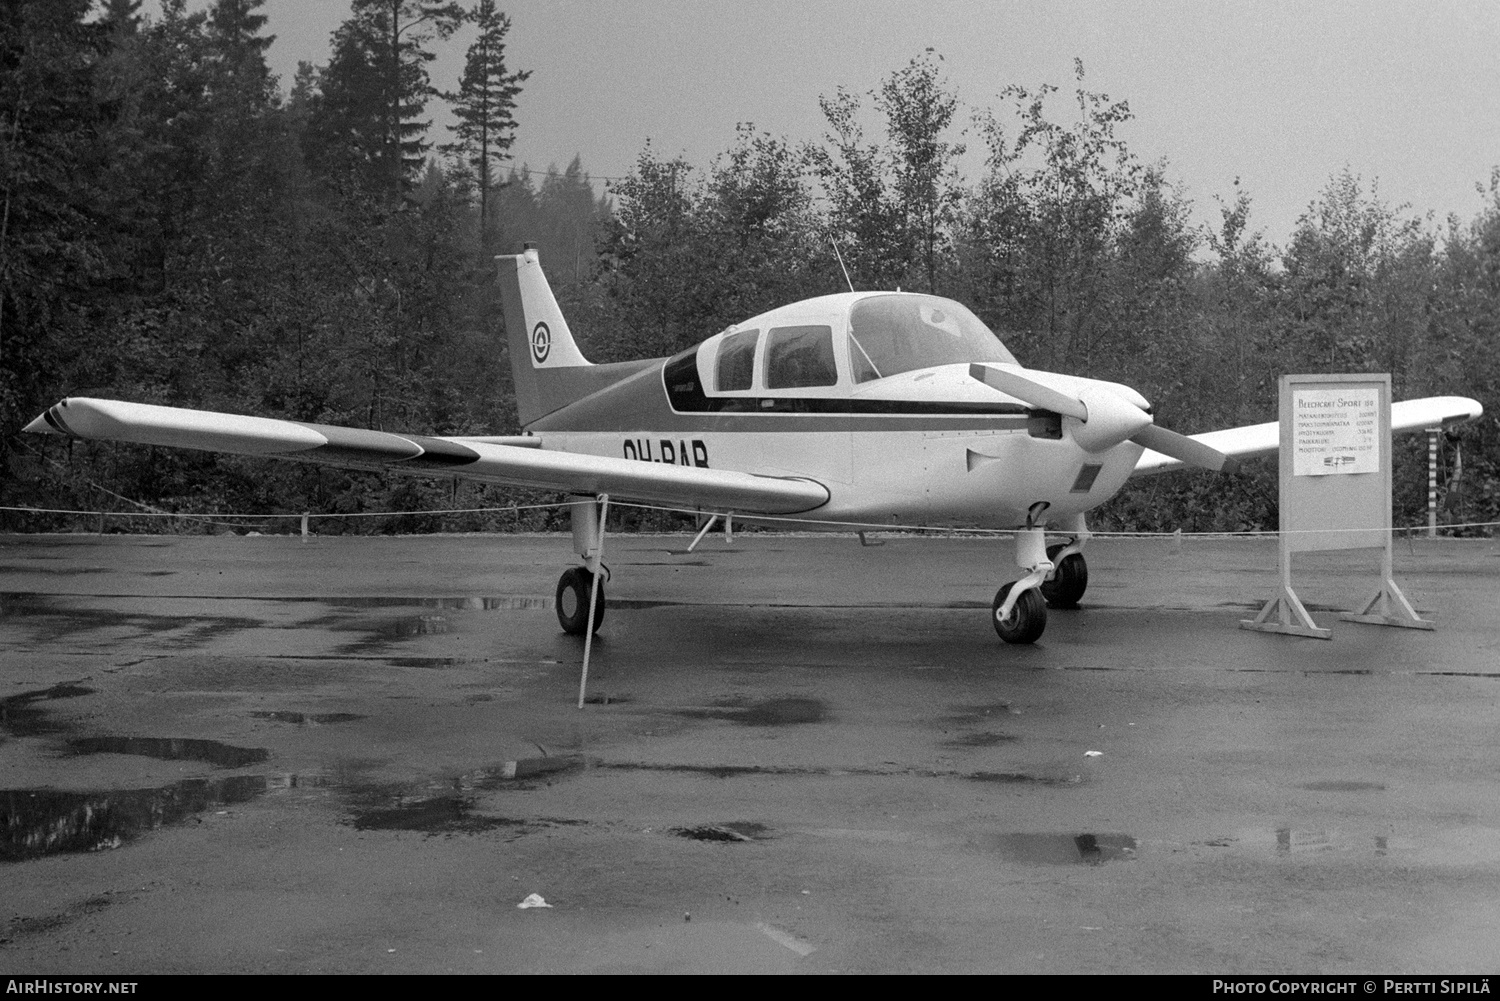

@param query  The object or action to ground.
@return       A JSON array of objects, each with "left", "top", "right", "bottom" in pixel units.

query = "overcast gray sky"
[{"left": 261, "top": 0, "right": 1500, "bottom": 250}]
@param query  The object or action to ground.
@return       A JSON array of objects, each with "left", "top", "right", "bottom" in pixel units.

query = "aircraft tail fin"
[{"left": 496, "top": 248, "right": 595, "bottom": 427}]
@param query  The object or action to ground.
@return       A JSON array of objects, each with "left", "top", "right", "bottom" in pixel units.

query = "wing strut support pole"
[
  {"left": 687, "top": 514, "right": 719, "bottom": 553},
  {"left": 576, "top": 493, "right": 610, "bottom": 709}
]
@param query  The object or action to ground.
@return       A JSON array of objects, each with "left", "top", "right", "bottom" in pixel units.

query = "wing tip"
[{"left": 24, "top": 403, "right": 71, "bottom": 436}]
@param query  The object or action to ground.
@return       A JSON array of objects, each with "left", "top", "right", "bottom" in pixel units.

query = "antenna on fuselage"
[{"left": 830, "top": 237, "right": 856, "bottom": 293}]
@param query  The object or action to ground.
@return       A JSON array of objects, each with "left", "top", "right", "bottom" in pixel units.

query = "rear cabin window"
[
  {"left": 715, "top": 328, "right": 759, "bottom": 391},
  {"left": 765, "top": 325, "right": 837, "bottom": 389}
]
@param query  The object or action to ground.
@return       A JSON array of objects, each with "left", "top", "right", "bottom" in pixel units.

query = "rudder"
[{"left": 496, "top": 247, "right": 592, "bottom": 426}]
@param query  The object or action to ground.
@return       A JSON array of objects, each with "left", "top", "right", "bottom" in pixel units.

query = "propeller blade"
[
  {"left": 968, "top": 364, "right": 1088, "bottom": 421},
  {"left": 1131, "top": 424, "right": 1239, "bottom": 474}
]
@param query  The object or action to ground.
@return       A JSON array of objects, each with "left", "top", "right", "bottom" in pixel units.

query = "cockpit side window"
[
  {"left": 765, "top": 325, "right": 838, "bottom": 389},
  {"left": 715, "top": 328, "right": 759, "bottom": 392}
]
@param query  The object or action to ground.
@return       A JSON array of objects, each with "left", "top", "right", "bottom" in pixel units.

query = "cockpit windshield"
[{"left": 847, "top": 294, "right": 1017, "bottom": 383}]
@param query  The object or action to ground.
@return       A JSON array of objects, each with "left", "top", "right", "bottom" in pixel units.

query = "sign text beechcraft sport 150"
[{"left": 25, "top": 249, "right": 1483, "bottom": 646}]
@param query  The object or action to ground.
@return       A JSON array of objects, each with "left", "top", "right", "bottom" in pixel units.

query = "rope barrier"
[
  {"left": 0, "top": 501, "right": 571, "bottom": 520},
  {"left": 3, "top": 501, "right": 1495, "bottom": 539}
]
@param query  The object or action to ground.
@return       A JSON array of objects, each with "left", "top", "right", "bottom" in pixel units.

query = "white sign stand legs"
[
  {"left": 1241, "top": 552, "right": 1332, "bottom": 639},
  {"left": 1340, "top": 545, "right": 1432, "bottom": 630}
]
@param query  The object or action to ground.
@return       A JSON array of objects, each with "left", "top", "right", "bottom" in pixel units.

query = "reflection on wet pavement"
[
  {"left": 670, "top": 822, "right": 772, "bottom": 842},
  {"left": 943, "top": 731, "right": 1017, "bottom": 748},
  {"left": 248, "top": 711, "right": 367, "bottom": 725},
  {"left": 1, "top": 594, "right": 262, "bottom": 647},
  {"left": 992, "top": 833, "right": 1138, "bottom": 865},
  {"left": 346, "top": 794, "right": 527, "bottom": 835},
  {"left": 66, "top": 736, "right": 268, "bottom": 768},
  {"left": 0, "top": 683, "right": 95, "bottom": 737},
  {"left": 1299, "top": 780, "right": 1386, "bottom": 792},
  {"left": 1, "top": 776, "right": 267, "bottom": 862},
  {"left": 676, "top": 696, "right": 829, "bottom": 726}
]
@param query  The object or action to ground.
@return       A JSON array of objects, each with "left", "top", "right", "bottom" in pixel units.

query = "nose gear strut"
[{"left": 993, "top": 505, "right": 1054, "bottom": 644}]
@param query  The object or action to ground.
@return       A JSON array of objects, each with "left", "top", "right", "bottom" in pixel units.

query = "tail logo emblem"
[{"left": 531, "top": 322, "right": 551, "bottom": 364}]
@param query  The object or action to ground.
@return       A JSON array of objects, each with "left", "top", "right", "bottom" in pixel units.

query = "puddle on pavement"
[
  {"left": 1208, "top": 828, "right": 1394, "bottom": 856},
  {"left": 1300, "top": 780, "right": 1386, "bottom": 792},
  {"left": 1, "top": 594, "right": 263, "bottom": 646},
  {"left": 993, "top": 833, "right": 1138, "bottom": 865},
  {"left": 248, "top": 711, "right": 366, "bottom": 725},
  {"left": 0, "top": 565, "right": 115, "bottom": 576},
  {"left": 940, "top": 702, "right": 1019, "bottom": 726},
  {"left": 0, "top": 683, "right": 95, "bottom": 738},
  {"left": 346, "top": 794, "right": 527, "bottom": 835},
  {"left": 1277, "top": 829, "right": 1336, "bottom": 853},
  {"left": 380, "top": 614, "right": 450, "bottom": 638},
  {"left": 601, "top": 761, "right": 1074, "bottom": 786},
  {"left": 335, "top": 613, "right": 453, "bottom": 654},
  {"left": 944, "top": 731, "right": 1017, "bottom": 748},
  {"left": 965, "top": 770, "right": 1081, "bottom": 786},
  {"left": 383, "top": 656, "right": 462, "bottom": 669},
  {"left": 323, "top": 596, "right": 549, "bottom": 610},
  {"left": 497, "top": 753, "right": 597, "bottom": 782},
  {"left": 603, "top": 761, "right": 812, "bottom": 779},
  {"left": 671, "top": 821, "right": 771, "bottom": 842},
  {"left": 1, "top": 776, "right": 267, "bottom": 862},
  {"left": 315, "top": 595, "right": 681, "bottom": 611},
  {"left": 66, "top": 736, "right": 268, "bottom": 768},
  {"left": 677, "top": 696, "right": 829, "bottom": 726}
]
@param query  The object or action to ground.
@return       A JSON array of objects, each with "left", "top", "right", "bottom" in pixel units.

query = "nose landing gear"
[
  {"left": 993, "top": 581, "right": 1047, "bottom": 644},
  {"left": 992, "top": 514, "right": 1091, "bottom": 644},
  {"left": 993, "top": 521, "right": 1053, "bottom": 644}
]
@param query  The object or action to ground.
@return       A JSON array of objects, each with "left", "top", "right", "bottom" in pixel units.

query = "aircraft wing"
[
  {"left": 1131, "top": 396, "right": 1484, "bottom": 476},
  {"left": 24, "top": 397, "right": 830, "bottom": 515}
]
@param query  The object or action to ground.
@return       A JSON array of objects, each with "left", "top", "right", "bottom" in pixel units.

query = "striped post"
[{"left": 1427, "top": 428, "right": 1440, "bottom": 538}]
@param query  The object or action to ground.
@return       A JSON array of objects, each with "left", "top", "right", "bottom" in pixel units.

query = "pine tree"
[
  {"left": 208, "top": 0, "right": 274, "bottom": 99},
  {"left": 441, "top": 0, "right": 528, "bottom": 245},
  {"left": 313, "top": 0, "right": 464, "bottom": 200},
  {"left": 99, "top": 0, "right": 143, "bottom": 35}
]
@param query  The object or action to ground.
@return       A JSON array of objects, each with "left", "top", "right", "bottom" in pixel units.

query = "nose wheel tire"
[
  {"left": 1039, "top": 544, "right": 1088, "bottom": 608},
  {"left": 993, "top": 582, "right": 1047, "bottom": 644},
  {"left": 556, "top": 567, "right": 605, "bottom": 635}
]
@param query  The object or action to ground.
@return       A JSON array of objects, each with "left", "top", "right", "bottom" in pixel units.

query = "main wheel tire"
[
  {"left": 556, "top": 567, "right": 605, "bottom": 635},
  {"left": 1039, "top": 544, "right": 1088, "bottom": 608},
  {"left": 993, "top": 582, "right": 1047, "bottom": 644}
]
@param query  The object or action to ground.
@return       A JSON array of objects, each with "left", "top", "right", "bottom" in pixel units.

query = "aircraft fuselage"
[{"left": 530, "top": 350, "right": 1143, "bottom": 531}]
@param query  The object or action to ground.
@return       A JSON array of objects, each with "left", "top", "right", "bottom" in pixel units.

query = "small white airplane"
[{"left": 25, "top": 249, "right": 1482, "bottom": 645}]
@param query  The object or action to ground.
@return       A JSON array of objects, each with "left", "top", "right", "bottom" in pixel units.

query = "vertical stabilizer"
[
  {"left": 496, "top": 247, "right": 662, "bottom": 429},
  {"left": 496, "top": 248, "right": 594, "bottom": 426}
]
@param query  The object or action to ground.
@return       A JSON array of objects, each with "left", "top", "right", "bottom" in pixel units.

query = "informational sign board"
[
  {"left": 1282, "top": 375, "right": 1389, "bottom": 553},
  {"left": 1242, "top": 373, "right": 1431, "bottom": 638},
  {"left": 1290, "top": 385, "right": 1381, "bottom": 477}
]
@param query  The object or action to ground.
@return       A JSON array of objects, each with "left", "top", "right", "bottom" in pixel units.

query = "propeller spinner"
[{"left": 969, "top": 364, "right": 1238, "bottom": 473}]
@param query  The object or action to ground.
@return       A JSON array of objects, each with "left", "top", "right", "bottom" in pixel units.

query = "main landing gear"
[
  {"left": 556, "top": 495, "right": 608, "bottom": 637},
  {"left": 992, "top": 513, "right": 1090, "bottom": 645},
  {"left": 556, "top": 567, "right": 605, "bottom": 635}
]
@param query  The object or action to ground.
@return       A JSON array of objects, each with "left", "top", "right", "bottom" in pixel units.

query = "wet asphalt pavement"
[{"left": 1, "top": 531, "right": 1498, "bottom": 974}]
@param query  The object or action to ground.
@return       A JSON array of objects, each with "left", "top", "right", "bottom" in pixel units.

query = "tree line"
[{"left": 2, "top": 8, "right": 1495, "bottom": 536}]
